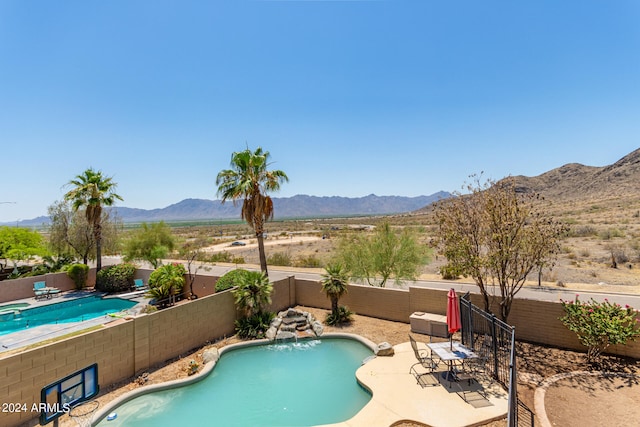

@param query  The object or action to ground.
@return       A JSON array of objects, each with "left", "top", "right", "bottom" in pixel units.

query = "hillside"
[{"left": 509, "top": 148, "right": 640, "bottom": 203}]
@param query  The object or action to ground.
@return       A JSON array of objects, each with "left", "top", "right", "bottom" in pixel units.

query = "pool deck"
[
  {"left": 324, "top": 341, "right": 509, "bottom": 427},
  {"left": 0, "top": 290, "right": 147, "bottom": 352}
]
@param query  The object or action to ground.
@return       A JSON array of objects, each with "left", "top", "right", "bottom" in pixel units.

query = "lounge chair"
[
  {"left": 33, "top": 281, "right": 61, "bottom": 300},
  {"left": 133, "top": 279, "right": 147, "bottom": 291},
  {"left": 408, "top": 335, "right": 440, "bottom": 386}
]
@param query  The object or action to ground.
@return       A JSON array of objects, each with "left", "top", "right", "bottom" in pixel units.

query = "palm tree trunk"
[
  {"left": 331, "top": 296, "right": 338, "bottom": 315},
  {"left": 257, "top": 232, "right": 268, "bottom": 277},
  {"left": 94, "top": 222, "right": 102, "bottom": 271}
]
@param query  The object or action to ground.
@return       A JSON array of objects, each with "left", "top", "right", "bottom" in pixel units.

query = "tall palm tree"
[
  {"left": 321, "top": 263, "right": 349, "bottom": 319},
  {"left": 64, "top": 168, "right": 122, "bottom": 271},
  {"left": 216, "top": 147, "right": 288, "bottom": 276}
]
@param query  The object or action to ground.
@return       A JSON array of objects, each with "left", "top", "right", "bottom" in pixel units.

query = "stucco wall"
[{"left": 0, "top": 271, "right": 91, "bottom": 304}]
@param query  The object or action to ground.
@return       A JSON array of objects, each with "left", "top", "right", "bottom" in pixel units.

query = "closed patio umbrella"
[{"left": 447, "top": 288, "right": 461, "bottom": 350}]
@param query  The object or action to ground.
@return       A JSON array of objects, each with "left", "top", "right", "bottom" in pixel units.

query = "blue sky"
[{"left": 0, "top": 1, "right": 639, "bottom": 222}]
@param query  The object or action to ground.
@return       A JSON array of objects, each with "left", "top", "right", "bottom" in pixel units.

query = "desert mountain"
[
  {"left": 508, "top": 148, "right": 640, "bottom": 203},
  {"left": 108, "top": 193, "right": 450, "bottom": 223}
]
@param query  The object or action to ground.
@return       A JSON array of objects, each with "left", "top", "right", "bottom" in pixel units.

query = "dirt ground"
[{"left": 48, "top": 307, "right": 640, "bottom": 427}]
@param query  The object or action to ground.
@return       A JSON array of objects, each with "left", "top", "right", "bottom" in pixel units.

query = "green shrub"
[
  {"left": 215, "top": 269, "right": 248, "bottom": 292},
  {"left": 67, "top": 263, "right": 89, "bottom": 290},
  {"left": 294, "top": 255, "right": 323, "bottom": 268},
  {"left": 95, "top": 263, "right": 136, "bottom": 293},
  {"left": 325, "top": 305, "right": 353, "bottom": 326},
  {"left": 440, "top": 264, "right": 461, "bottom": 280},
  {"left": 148, "top": 263, "right": 186, "bottom": 308},
  {"left": 560, "top": 296, "right": 640, "bottom": 364},
  {"left": 202, "top": 251, "right": 232, "bottom": 263},
  {"left": 268, "top": 252, "right": 292, "bottom": 266},
  {"left": 235, "top": 311, "right": 275, "bottom": 339}
]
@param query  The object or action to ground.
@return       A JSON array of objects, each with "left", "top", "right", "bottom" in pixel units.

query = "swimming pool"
[
  {"left": 0, "top": 296, "right": 136, "bottom": 336},
  {"left": 0, "top": 302, "right": 30, "bottom": 312},
  {"left": 95, "top": 337, "right": 373, "bottom": 427}
]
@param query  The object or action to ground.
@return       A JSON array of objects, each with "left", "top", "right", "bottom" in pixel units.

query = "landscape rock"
[
  {"left": 267, "top": 308, "right": 323, "bottom": 340},
  {"left": 375, "top": 342, "right": 394, "bottom": 356},
  {"left": 275, "top": 331, "right": 296, "bottom": 341},
  {"left": 266, "top": 326, "right": 278, "bottom": 341},
  {"left": 311, "top": 320, "right": 324, "bottom": 337},
  {"left": 202, "top": 348, "right": 219, "bottom": 364}
]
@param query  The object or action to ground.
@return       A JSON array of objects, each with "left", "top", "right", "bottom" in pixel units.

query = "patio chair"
[
  {"left": 33, "top": 281, "right": 50, "bottom": 300},
  {"left": 133, "top": 279, "right": 148, "bottom": 291},
  {"left": 33, "top": 281, "right": 61, "bottom": 300},
  {"left": 408, "top": 335, "right": 440, "bottom": 385},
  {"left": 464, "top": 335, "right": 492, "bottom": 378}
]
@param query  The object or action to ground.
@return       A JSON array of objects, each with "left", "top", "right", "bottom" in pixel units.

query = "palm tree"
[
  {"left": 233, "top": 270, "right": 273, "bottom": 317},
  {"left": 64, "top": 168, "right": 122, "bottom": 271},
  {"left": 321, "top": 263, "right": 349, "bottom": 320},
  {"left": 216, "top": 147, "right": 288, "bottom": 276}
]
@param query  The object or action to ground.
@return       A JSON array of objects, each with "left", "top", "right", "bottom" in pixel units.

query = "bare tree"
[
  {"left": 434, "top": 175, "right": 567, "bottom": 322},
  {"left": 48, "top": 200, "right": 120, "bottom": 265}
]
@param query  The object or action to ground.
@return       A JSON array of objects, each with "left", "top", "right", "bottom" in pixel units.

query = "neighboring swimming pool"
[
  {"left": 0, "top": 296, "right": 137, "bottom": 336},
  {"left": 0, "top": 302, "right": 30, "bottom": 312},
  {"left": 96, "top": 337, "right": 373, "bottom": 427}
]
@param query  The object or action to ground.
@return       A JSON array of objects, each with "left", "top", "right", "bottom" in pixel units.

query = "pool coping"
[{"left": 91, "top": 333, "right": 377, "bottom": 425}]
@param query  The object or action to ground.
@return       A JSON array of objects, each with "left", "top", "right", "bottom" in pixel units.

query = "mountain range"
[
  {"left": 9, "top": 147, "right": 640, "bottom": 226},
  {"left": 9, "top": 192, "right": 451, "bottom": 226}
]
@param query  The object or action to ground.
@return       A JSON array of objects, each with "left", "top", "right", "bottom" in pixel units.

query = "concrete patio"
[{"left": 325, "top": 341, "right": 509, "bottom": 427}]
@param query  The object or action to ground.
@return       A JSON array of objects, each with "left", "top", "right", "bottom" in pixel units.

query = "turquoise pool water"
[
  {"left": 0, "top": 296, "right": 136, "bottom": 336},
  {"left": 96, "top": 338, "right": 373, "bottom": 427},
  {"left": 0, "top": 302, "right": 30, "bottom": 312}
]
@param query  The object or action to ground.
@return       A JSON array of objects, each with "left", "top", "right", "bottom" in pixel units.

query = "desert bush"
[
  {"left": 202, "top": 251, "right": 232, "bottom": 263},
  {"left": 579, "top": 248, "right": 591, "bottom": 258},
  {"left": 231, "top": 256, "right": 245, "bottom": 264},
  {"left": 294, "top": 255, "right": 323, "bottom": 268},
  {"left": 268, "top": 252, "right": 292, "bottom": 266},
  {"left": 66, "top": 263, "right": 89, "bottom": 290},
  {"left": 440, "top": 264, "right": 461, "bottom": 280},
  {"left": 96, "top": 263, "right": 136, "bottom": 293},
  {"left": 568, "top": 225, "right": 598, "bottom": 238},
  {"left": 599, "top": 228, "right": 625, "bottom": 240}
]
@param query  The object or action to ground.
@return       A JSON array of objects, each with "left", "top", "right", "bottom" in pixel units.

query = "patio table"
[{"left": 427, "top": 341, "right": 478, "bottom": 386}]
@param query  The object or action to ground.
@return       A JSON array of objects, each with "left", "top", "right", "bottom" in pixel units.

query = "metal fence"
[{"left": 459, "top": 292, "right": 535, "bottom": 427}]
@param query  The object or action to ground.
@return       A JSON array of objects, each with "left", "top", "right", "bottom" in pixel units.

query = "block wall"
[
  {"left": 0, "top": 291, "right": 238, "bottom": 427},
  {"left": 0, "top": 271, "right": 90, "bottom": 304}
]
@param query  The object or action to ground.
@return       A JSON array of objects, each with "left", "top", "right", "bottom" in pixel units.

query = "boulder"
[
  {"left": 311, "top": 320, "right": 324, "bottom": 337},
  {"left": 266, "top": 326, "right": 278, "bottom": 341},
  {"left": 275, "top": 331, "right": 297, "bottom": 341},
  {"left": 202, "top": 348, "right": 219, "bottom": 364},
  {"left": 375, "top": 342, "right": 394, "bottom": 357}
]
